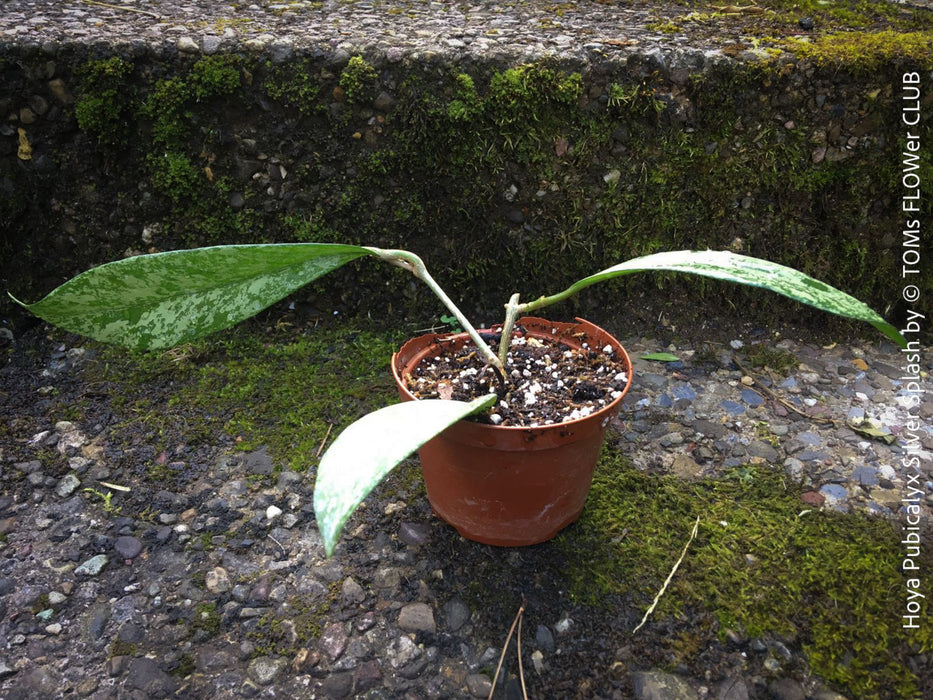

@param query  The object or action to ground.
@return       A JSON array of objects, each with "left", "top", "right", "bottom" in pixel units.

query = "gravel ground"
[
  {"left": 2, "top": 2, "right": 932, "bottom": 699},
  {"left": 0, "top": 316, "right": 930, "bottom": 699},
  {"left": 0, "top": 0, "right": 710, "bottom": 64}
]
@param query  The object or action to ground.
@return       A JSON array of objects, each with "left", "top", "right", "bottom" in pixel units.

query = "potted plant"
[{"left": 12, "top": 245, "right": 905, "bottom": 555}]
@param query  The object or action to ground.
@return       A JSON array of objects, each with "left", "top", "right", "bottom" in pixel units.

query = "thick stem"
[
  {"left": 366, "top": 247, "right": 505, "bottom": 375},
  {"left": 498, "top": 292, "right": 522, "bottom": 371}
]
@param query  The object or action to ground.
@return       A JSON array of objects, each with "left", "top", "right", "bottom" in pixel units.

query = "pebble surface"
[
  {"left": 0, "top": 326, "right": 929, "bottom": 698},
  {"left": 1, "top": 0, "right": 708, "bottom": 66}
]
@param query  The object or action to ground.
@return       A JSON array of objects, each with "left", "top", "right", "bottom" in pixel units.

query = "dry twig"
[
  {"left": 633, "top": 515, "right": 700, "bottom": 634},
  {"left": 315, "top": 423, "right": 334, "bottom": 459},
  {"left": 732, "top": 355, "right": 836, "bottom": 425},
  {"left": 489, "top": 601, "right": 528, "bottom": 700}
]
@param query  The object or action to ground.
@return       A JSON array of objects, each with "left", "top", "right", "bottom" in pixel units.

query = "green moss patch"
[
  {"left": 180, "top": 326, "right": 400, "bottom": 472},
  {"left": 91, "top": 323, "right": 400, "bottom": 476},
  {"left": 560, "top": 455, "right": 932, "bottom": 698},
  {"left": 785, "top": 30, "right": 933, "bottom": 71}
]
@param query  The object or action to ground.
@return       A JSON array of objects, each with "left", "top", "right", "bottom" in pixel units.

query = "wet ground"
[{"left": 1, "top": 307, "right": 931, "bottom": 699}]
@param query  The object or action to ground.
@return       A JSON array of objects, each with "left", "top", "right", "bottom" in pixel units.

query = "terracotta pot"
[{"left": 391, "top": 316, "right": 633, "bottom": 547}]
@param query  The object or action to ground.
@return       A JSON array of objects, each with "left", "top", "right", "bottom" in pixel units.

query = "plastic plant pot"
[{"left": 391, "top": 316, "right": 633, "bottom": 546}]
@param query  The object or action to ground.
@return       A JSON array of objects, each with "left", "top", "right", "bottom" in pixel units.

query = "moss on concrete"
[
  {"left": 785, "top": 30, "right": 933, "bottom": 71},
  {"left": 4, "top": 35, "right": 929, "bottom": 333},
  {"left": 559, "top": 454, "right": 933, "bottom": 699},
  {"left": 87, "top": 323, "right": 400, "bottom": 478}
]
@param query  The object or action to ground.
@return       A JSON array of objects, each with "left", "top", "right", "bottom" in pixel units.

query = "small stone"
[
  {"left": 672, "top": 454, "right": 703, "bottom": 480},
  {"left": 83, "top": 604, "right": 110, "bottom": 640},
  {"left": 443, "top": 598, "right": 470, "bottom": 632},
  {"left": 554, "top": 615, "right": 573, "bottom": 635},
  {"left": 747, "top": 441, "right": 779, "bottom": 462},
  {"left": 769, "top": 677, "right": 807, "bottom": 700},
  {"left": 55, "top": 473, "right": 80, "bottom": 498},
  {"left": 249, "top": 575, "right": 273, "bottom": 602},
  {"left": 535, "top": 624, "right": 555, "bottom": 652},
  {"left": 229, "top": 192, "right": 246, "bottom": 210},
  {"left": 398, "top": 521, "right": 431, "bottom": 547},
  {"left": 205, "top": 567, "right": 232, "bottom": 594},
  {"left": 75, "top": 554, "right": 108, "bottom": 576},
  {"left": 721, "top": 400, "right": 745, "bottom": 416},
  {"left": 716, "top": 676, "right": 749, "bottom": 700},
  {"left": 48, "top": 591, "right": 67, "bottom": 606},
  {"left": 201, "top": 35, "right": 223, "bottom": 54},
  {"left": 265, "top": 505, "right": 282, "bottom": 520},
  {"left": 320, "top": 621, "right": 348, "bottom": 662},
  {"left": 76, "top": 677, "right": 98, "bottom": 696},
  {"left": 177, "top": 36, "right": 199, "bottom": 53},
  {"left": 48, "top": 78, "right": 73, "bottom": 104},
  {"left": 127, "top": 657, "right": 179, "bottom": 696},
  {"left": 819, "top": 483, "right": 849, "bottom": 510},
  {"left": 45, "top": 623, "right": 62, "bottom": 635},
  {"left": 340, "top": 576, "right": 366, "bottom": 606},
  {"left": 798, "top": 17, "right": 814, "bottom": 31},
  {"left": 387, "top": 634, "right": 422, "bottom": 669},
  {"left": 531, "top": 649, "right": 545, "bottom": 674},
  {"left": 800, "top": 491, "right": 825, "bottom": 507},
  {"left": 373, "top": 91, "right": 395, "bottom": 112},
  {"left": 398, "top": 602, "right": 436, "bottom": 633},
  {"left": 113, "top": 536, "right": 142, "bottom": 560},
  {"left": 466, "top": 673, "right": 493, "bottom": 697},
  {"left": 631, "top": 670, "right": 698, "bottom": 700},
  {"left": 10, "top": 665, "right": 61, "bottom": 697},
  {"left": 247, "top": 656, "right": 287, "bottom": 685},
  {"left": 850, "top": 465, "right": 878, "bottom": 486},
  {"left": 354, "top": 660, "right": 383, "bottom": 692}
]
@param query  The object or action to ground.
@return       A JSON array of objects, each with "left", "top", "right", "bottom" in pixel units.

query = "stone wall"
[{"left": 1, "top": 41, "right": 930, "bottom": 335}]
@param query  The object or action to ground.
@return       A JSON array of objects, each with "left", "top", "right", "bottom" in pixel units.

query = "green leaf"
[
  {"left": 314, "top": 394, "right": 497, "bottom": 556},
  {"left": 847, "top": 420, "right": 897, "bottom": 445},
  {"left": 13, "top": 243, "right": 374, "bottom": 350},
  {"left": 641, "top": 352, "right": 680, "bottom": 362},
  {"left": 556, "top": 250, "right": 907, "bottom": 348}
]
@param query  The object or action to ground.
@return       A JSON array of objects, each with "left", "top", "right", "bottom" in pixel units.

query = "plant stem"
[
  {"left": 498, "top": 293, "right": 522, "bottom": 370},
  {"left": 514, "top": 286, "right": 576, "bottom": 315},
  {"left": 366, "top": 247, "right": 505, "bottom": 375}
]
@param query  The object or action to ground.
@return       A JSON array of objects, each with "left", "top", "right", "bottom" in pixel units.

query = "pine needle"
[
  {"left": 633, "top": 515, "right": 700, "bottom": 634},
  {"left": 489, "top": 601, "right": 528, "bottom": 700}
]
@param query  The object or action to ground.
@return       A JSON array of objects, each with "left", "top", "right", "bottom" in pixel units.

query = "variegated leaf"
[
  {"left": 563, "top": 250, "right": 906, "bottom": 347},
  {"left": 314, "top": 394, "right": 497, "bottom": 556},
  {"left": 14, "top": 243, "right": 374, "bottom": 349}
]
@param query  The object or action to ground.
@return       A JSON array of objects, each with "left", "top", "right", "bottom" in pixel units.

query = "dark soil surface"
[{"left": 405, "top": 333, "right": 630, "bottom": 427}]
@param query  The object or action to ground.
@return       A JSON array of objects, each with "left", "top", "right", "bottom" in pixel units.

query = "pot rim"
[{"left": 391, "top": 316, "right": 633, "bottom": 432}]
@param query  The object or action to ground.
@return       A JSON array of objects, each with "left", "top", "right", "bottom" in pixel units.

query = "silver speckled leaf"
[
  {"left": 565, "top": 250, "right": 905, "bottom": 347},
  {"left": 314, "top": 394, "right": 497, "bottom": 557},
  {"left": 15, "top": 243, "right": 374, "bottom": 349}
]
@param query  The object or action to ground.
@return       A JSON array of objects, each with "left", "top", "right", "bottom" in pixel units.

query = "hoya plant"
[{"left": 12, "top": 244, "right": 906, "bottom": 554}]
